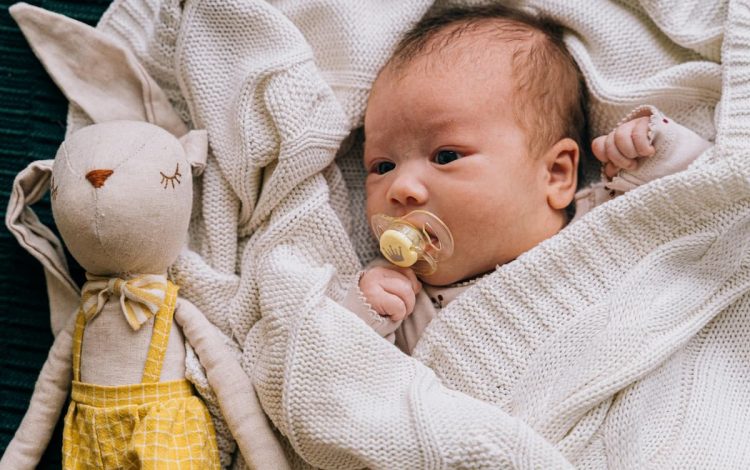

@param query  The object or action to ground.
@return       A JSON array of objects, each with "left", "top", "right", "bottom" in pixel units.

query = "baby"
[{"left": 342, "top": 4, "right": 711, "bottom": 353}]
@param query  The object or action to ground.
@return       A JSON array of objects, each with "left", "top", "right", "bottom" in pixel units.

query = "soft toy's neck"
[{"left": 86, "top": 271, "right": 169, "bottom": 280}]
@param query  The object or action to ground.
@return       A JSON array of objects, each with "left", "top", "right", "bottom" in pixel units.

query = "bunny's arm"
[
  {"left": 0, "top": 310, "right": 77, "bottom": 470},
  {"left": 174, "top": 298, "right": 290, "bottom": 470}
]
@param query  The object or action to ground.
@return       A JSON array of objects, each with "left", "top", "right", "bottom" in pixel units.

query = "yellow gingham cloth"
[{"left": 62, "top": 281, "right": 220, "bottom": 469}]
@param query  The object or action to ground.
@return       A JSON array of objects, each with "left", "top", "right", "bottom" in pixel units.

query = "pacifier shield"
[{"left": 371, "top": 210, "right": 454, "bottom": 275}]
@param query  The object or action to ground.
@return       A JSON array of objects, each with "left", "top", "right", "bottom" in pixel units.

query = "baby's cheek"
[{"left": 364, "top": 191, "right": 386, "bottom": 220}]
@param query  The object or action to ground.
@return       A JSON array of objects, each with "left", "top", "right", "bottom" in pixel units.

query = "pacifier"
[{"left": 371, "top": 210, "right": 454, "bottom": 276}]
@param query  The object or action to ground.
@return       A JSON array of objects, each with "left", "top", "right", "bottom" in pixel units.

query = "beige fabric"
[
  {"left": 174, "top": 298, "right": 290, "bottom": 469},
  {"left": 341, "top": 263, "right": 471, "bottom": 355},
  {"left": 9, "top": 2, "right": 187, "bottom": 137},
  {"left": 574, "top": 107, "right": 712, "bottom": 222},
  {"left": 179, "top": 129, "right": 209, "bottom": 174},
  {"left": 0, "top": 312, "right": 77, "bottom": 470},
  {"left": 397, "top": 287, "right": 449, "bottom": 355},
  {"left": 5, "top": 160, "right": 79, "bottom": 335},
  {"left": 80, "top": 300, "right": 186, "bottom": 385},
  {"left": 50, "top": 122, "right": 194, "bottom": 277}
]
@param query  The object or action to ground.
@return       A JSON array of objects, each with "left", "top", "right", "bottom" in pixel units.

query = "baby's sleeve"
[
  {"left": 340, "top": 259, "right": 401, "bottom": 343},
  {"left": 574, "top": 105, "right": 712, "bottom": 221},
  {"left": 605, "top": 105, "right": 712, "bottom": 192}
]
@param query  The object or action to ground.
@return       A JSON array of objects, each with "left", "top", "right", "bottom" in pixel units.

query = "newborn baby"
[{"left": 343, "top": 4, "right": 711, "bottom": 353}]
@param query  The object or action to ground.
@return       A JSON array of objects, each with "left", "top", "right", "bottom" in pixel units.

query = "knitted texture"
[{"left": 68, "top": 0, "right": 750, "bottom": 467}]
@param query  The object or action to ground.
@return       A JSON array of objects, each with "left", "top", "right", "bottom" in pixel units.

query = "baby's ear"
[
  {"left": 179, "top": 130, "right": 208, "bottom": 176},
  {"left": 544, "top": 137, "right": 579, "bottom": 210}
]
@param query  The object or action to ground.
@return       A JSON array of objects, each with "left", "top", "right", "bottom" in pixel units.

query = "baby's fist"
[
  {"left": 359, "top": 266, "right": 421, "bottom": 322},
  {"left": 592, "top": 116, "right": 655, "bottom": 178}
]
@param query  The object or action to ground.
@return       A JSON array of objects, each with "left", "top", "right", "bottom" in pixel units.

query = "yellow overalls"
[{"left": 62, "top": 282, "right": 220, "bottom": 469}]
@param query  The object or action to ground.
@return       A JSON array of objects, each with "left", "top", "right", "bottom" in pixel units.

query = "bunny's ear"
[
  {"left": 5, "top": 160, "right": 80, "bottom": 336},
  {"left": 9, "top": 2, "right": 188, "bottom": 137},
  {"left": 179, "top": 130, "right": 209, "bottom": 176}
]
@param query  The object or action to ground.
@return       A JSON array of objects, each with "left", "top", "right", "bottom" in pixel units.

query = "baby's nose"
[
  {"left": 85, "top": 169, "right": 114, "bottom": 188},
  {"left": 388, "top": 170, "right": 428, "bottom": 207}
]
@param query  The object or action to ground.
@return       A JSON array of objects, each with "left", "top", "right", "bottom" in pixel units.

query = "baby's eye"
[
  {"left": 433, "top": 150, "right": 462, "bottom": 165},
  {"left": 372, "top": 161, "right": 396, "bottom": 175}
]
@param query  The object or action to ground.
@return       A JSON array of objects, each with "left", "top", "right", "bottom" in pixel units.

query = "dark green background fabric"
[{"left": 0, "top": 1, "right": 111, "bottom": 466}]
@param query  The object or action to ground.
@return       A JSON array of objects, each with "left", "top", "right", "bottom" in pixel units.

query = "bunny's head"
[
  {"left": 7, "top": 3, "right": 207, "bottom": 330},
  {"left": 50, "top": 121, "right": 205, "bottom": 275}
]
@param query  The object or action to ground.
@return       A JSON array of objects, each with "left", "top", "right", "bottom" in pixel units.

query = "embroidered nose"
[{"left": 85, "top": 169, "right": 114, "bottom": 188}]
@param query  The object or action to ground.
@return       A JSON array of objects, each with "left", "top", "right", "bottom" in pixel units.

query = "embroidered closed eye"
[{"left": 160, "top": 164, "right": 182, "bottom": 189}]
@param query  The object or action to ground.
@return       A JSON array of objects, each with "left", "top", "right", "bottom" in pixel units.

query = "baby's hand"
[
  {"left": 592, "top": 116, "right": 655, "bottom": 179},
  {"left": 359, "top": 266, "right": 421, "bottom": 322}
]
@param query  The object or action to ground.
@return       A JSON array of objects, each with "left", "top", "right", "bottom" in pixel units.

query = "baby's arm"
[
  {"left": 575, "top": 106, "right": 712, "bottom": 220},
  {"left": 592, "top": 114, "right": 655, "bottom": 179},
  {"left": 592, "top": 105, "right": 711, "bottom": 190},
  {"left": 360, "top": 266, "right": 421, "bottom": 322},
  {"left": 341, "top": 260, "right": 421, "bottom": 342}
]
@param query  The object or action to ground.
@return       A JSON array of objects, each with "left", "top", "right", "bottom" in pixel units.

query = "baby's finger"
[
  {"left": 632, "top": 117, "right": 655, "bottom": 157},
  {"left": 604, "top": 162, "right": 619, "bottom": 179},
  {"left": 613, "top": 120, "right": 639, "bottom": 159},
  {"left": 591, "top": 135, "right": 608, "bottom": 163},
  {"left": 395, "top": 267, "right": 422, "bottom": 294},
  {"left": 379, "top": 276, "right": 416, "bottom": 314},
  {"left": 377, "top": 292, "right": 408, "bottom": 322},
  {"left": 605, "top": 132, "right": 635, "bottom": 171}
]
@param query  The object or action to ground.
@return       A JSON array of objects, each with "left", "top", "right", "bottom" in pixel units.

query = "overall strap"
[
  {"left": 141, "top": 282, "right": 179, "bottom": 383},
  {"left": 71, "top": 310, "right": 86, "bottom": 382}
]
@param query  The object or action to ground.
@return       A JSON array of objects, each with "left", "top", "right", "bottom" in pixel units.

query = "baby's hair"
[{"left": 389, "top": 4, "right": 589, "bottom": 181}]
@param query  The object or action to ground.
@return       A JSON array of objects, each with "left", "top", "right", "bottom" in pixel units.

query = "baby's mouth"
[
  {"left": 422, "top": 223, "right": 441, "bottom": 250},
  {"left": 395, "top": 213, "right": 444, "bottom": 250},
  {"left": 428, "top": 230, "right": 439, "bottom": 245}
]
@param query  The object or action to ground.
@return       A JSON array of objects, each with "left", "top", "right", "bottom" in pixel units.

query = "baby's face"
[{"left": 364, "top": 41, "right": 566, "bottom": 286}]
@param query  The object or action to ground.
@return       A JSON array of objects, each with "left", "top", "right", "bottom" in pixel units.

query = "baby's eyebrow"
[{"left": 426, "top": 117, "right": 460, "bottom": 131}]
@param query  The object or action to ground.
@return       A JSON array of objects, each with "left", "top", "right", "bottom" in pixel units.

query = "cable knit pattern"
[{"left": 82, "top": 0, "right": 750, "bottom": 467}]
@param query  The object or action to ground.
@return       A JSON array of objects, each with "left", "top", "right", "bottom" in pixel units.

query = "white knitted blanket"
[{"left": 86, "top": 0, "right": 750, "bottom": 467}]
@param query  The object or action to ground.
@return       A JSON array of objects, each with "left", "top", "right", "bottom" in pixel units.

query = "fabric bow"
[{"left": 81, "top": 274, "right": 168, "bottom": 330}]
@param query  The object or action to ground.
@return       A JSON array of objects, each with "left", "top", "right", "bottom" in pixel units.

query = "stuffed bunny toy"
[{"left": 0, "top": 4, "right": 288, "bottom": 469}]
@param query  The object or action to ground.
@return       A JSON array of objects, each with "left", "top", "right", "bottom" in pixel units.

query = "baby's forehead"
[{"left": 371, "top": 32, "right": 518, "bottom": 113}]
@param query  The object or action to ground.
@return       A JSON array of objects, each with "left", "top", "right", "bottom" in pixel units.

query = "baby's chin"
[
  {"left": 418, "top": 265, "right": 490, "bottom": 287},
  {"left": 417, "top": 271, "right": 450, "bottom": 287}
]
